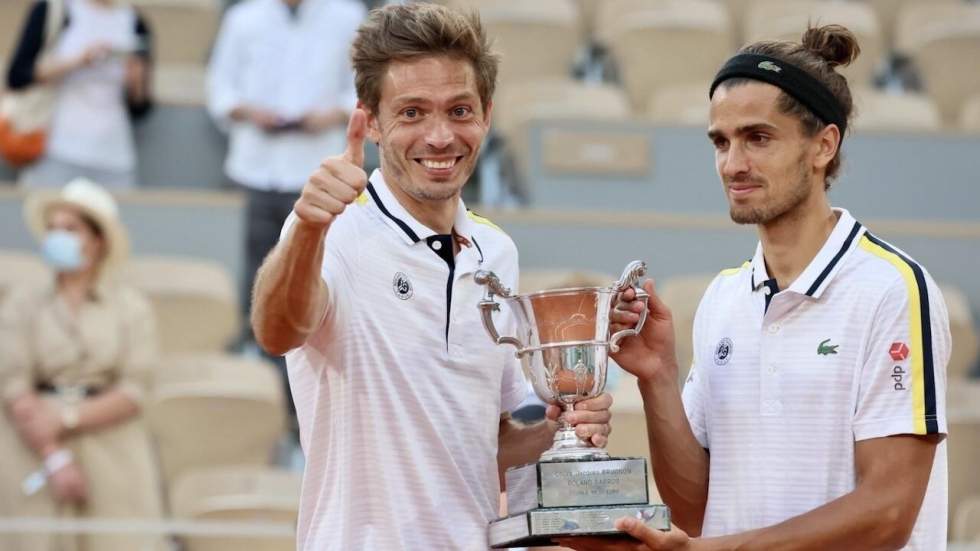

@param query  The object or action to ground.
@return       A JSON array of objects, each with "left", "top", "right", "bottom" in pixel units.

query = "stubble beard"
[{"left": 729, "top": 154, "right": 813, "bottom": 225}]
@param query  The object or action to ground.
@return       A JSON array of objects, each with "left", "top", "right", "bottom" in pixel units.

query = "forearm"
[
  {"left": 638, "top": 375, "right": 709, "bottom": 534},
  {"left": 71, "top": 388, "right": 140, "bottom": 434},
  {"left": 251, "top": 220, "right": 329, "bottom": 355},
  {"left": 35, "top": 56, "right": 81, "bottom": 84},
  {"left": 497, "top": 417, "right": 557, "bottom": 478},
  {"left": 6, "top": 393, "right": 56, "bottom": 456},
  {"left": 703, "top": 486, "right": 917, "bottom": 551}
]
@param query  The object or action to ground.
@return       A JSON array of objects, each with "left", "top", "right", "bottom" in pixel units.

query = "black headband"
[{"left": 709, "top": 53, "right": 847, "bottom": 138}]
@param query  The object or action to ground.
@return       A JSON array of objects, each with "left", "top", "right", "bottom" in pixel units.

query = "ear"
[
  {"left": 360, "top": 100, "right": 381, "bottom": 145},
  {"left": 812, "top": 123, "right": 841, "bottom": 172}
]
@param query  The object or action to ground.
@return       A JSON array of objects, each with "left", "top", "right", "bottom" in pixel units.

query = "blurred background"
[{"left": 1, "top": 0, "right": 979, "bottom": 549}]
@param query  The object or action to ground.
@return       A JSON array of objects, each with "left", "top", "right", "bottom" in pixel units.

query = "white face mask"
[{"left": 41, "top": 230, "right": 84, "bottom": 272}]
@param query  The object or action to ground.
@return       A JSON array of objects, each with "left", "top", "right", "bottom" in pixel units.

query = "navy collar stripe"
[
  {"left": 805, "top": 220, "right": 863, "bottom": 296},
  {"left": 366, "top": 183, "right": 420, "bottom": 243},
  {"left": 864, "top": 232, "right": 939, "bottom": 434}
]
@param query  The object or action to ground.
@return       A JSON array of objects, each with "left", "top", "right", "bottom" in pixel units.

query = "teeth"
[{"left": 421, "top": 159, "right": 455, "bottom": 170}]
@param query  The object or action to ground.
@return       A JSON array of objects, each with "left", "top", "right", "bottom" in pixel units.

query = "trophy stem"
[{"left": 540, "top": 402, "right": 609, "bottom": 462}]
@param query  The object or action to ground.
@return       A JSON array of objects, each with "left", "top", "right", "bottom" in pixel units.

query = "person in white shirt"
[
  {"left": 563, "top": 25, "right": 950, "bottom": 551},
  {"left": 206, "top": 0, "right": 364, "bottom": 424},
  {"left": 9, "top": 0, "right": 153, "bottom": 189},
  {"left": 250, "top": 4, "right": 613, "bottom": 550}
]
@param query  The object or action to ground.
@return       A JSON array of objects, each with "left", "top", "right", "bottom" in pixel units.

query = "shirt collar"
[
  {"left": 750, "top": 208, "right": 865, "bottom": 298},
  {"left": 366, "top": 169, "right": 477, "bottom": 246}
]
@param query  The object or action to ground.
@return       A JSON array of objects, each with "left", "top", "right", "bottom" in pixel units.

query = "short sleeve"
[
  {"left": 853, "top": 272, "right": 950, "bottom": 441},
  {"left": 682, "top": 278, "right": 717, "bottom": 450},
  {"left": 115, "top": 288, "right": 159, "bottom": 405},
  {"left": 0, "top": 289, "right": 38, "bottom": 403}
]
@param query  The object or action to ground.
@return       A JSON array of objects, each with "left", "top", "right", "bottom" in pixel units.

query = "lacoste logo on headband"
[{"left": 758, "top": 61, "right": 782, "bottom": 73}]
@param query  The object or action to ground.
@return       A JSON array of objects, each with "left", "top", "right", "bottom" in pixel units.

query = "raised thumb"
[{"left": 343, "top": 108, "right": 367, "bottom": 167}]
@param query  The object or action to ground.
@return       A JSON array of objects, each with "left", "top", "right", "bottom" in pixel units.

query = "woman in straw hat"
[{"left": 0, "top": 178, "right": 165, "bottom": 551}]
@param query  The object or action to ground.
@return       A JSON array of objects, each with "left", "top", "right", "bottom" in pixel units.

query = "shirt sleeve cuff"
[{"left": 853, "top": 415, "right": 947, "bottom": 441}]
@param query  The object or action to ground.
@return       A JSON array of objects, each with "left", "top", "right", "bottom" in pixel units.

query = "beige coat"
[{"left": 0, "top": 281, "right": 166, "bottom": 551}]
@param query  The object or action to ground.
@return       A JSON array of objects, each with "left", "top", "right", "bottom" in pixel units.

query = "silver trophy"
[{"left": 475, "top": 260, "right": 670, "bottom": 548}]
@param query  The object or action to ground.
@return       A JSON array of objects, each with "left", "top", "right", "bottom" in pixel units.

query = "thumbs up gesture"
[{"left": 294, "top": 109, "right": 369, "bottom": 229}]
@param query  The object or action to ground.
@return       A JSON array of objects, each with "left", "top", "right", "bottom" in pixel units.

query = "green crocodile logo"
[
  {"left": 758, "top": 61, "right": 782, "bottom": 73},
  {"left": 817, "top": 338, "right": 839, "bottom": 356}
]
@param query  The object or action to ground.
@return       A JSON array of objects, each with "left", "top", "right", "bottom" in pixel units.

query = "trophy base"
[{"left": 488, "top": 504, "right": 670, "bottom": 548}]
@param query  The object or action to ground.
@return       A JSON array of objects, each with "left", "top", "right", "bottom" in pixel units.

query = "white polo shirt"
[
  {"left": 683, "top": 208, "right": 949, "bottom": 549},
  {"left": 282, "top": 170, "right": 527, "bottom": 550}
]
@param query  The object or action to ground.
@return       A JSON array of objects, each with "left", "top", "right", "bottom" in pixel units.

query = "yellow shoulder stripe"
[
  {"left": 858, "top": 235, "right": 928, "bottom": 435},
  {"left": 356, "top": 192, "right": 369, "bottom": 206},
  {"left": 467, "top": 210, "right": 504, "bottom": 233},
  {"left": 718, "top": 261, "right": 750, "bottom": 277}
]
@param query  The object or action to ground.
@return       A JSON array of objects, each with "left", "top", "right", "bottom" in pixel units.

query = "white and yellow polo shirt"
[
  {"left": 683, "top": 208, "right": 950, "bottom": 549},
  {"left": 282, "top": 170, "right": 527, "bottom": 551}
]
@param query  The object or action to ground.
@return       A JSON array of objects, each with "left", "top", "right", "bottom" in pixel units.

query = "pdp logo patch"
[
  {"left": 714, "top": 337, "right": 733, "bottom": 366},
  {"left": 392, "top": 272, "right": 413, "bottom": 300}
]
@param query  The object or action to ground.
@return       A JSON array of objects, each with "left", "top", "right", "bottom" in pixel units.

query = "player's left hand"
[
  {"left": 557, "top": 518, "right": 693, "bottom": 550},
  {"left": 545, "top": 392, "right": 612, "bottom": 448}
]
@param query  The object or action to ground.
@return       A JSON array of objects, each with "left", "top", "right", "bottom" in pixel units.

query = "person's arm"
[
  {"left": 125, "top": 12, "right": 153, "bottom": 118},
  {"left": 560, "top": 433, "right": 940, "bottom": 551},
  {"left": 251, "top": 109, "right": 368, "bottom": 355},
  {"left": 608, "top": 279, "right": 711, "bottom": 534}
]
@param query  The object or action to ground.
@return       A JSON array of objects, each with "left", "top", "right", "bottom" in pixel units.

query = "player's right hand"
[{"left": 294, "top": 108, "right": 369, "bottom": 229}]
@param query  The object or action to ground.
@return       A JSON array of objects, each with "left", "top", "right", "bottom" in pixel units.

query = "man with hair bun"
[
  {"left": 249, "top": 3, "right": 612, "bottom": 549},
  {"left": 563, "top": 25, "right": 949, "bottom": 551}
]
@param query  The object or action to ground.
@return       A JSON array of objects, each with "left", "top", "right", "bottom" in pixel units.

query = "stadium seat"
[
  {"left": 865, "top": 0, "right": 962, "bottom": 52},
  {"left": 953, "top": 494, "right": 980, "bottom": 542},
  {"left": 170, "top": 466, "right": 300, "bottom": 551},
  {"left": 146, "top": 354, "right": 286, "bottom": 488},
  {"left": 743, "top": 0, "right": 883, "bottom": 87},
  {"left": 451, "top": 0, "right": 582, "bottom": 89},
  {"left": 960, "top": 94, "right": 980, "bottom": 132},
  {"left": 850, "top": 87, "right": 942, "bottom": 132},
  {"left": 899, "top": 4, "right": 980, "bottom": 123},
  {"left": 130, "top": 0, "right": 221, "bottom": 65},
  {"left": 948, "top": 381, "right": 980, "bottom": 539},
  {"left": 658, "top": 274, "right": 714, "bottom": 386},
  {"left": 494, "top": 79, "right": 632, "bottom": 185},
  {"left": 940, "top": 283, "right": 979, "bottom": 382},
  {"left": 153, "top": 63, "right": 208, "bottom": 106},
  {"left": 0, "top": 249, "right": 48, "bottom": 306},
  {"left": 647, "top": 81, "right": 712, "bottom": 126},
  {"left": 122, "top": 254, "right": 239, "bottom": 354},
  {"left": 603, "top": 0, "right": 733, "bottom": 111}
]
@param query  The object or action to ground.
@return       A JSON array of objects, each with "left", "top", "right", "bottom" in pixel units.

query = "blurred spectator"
[
  {"left": 6, "top": 0, "right": 154, "bottom": 189},
  {"left": 0, "top": 178, "right": 166, "bottom": 551},
  {"left": 207, "top": 0, "right": 364, "bottom": 427}
]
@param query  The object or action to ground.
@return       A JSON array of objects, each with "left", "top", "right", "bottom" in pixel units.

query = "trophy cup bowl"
[{"left": 475, "top": 261, "right": 670, "bottom": 548}]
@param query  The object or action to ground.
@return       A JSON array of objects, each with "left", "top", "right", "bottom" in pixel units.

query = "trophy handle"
[
  {"left": 609, "top": 260, "right": 649, "bottom": 354},
  {"left": 474, "top": 270, "right": 525, "bottom": 352}
]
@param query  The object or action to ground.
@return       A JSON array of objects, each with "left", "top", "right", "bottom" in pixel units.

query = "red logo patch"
[{"left": 889, "top": 342, "right": 909, "bottom": 361}]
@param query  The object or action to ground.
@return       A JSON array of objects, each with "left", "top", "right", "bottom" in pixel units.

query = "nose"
[
  {"left": 424, "top": 116, "right": 454, "bottom": 150},
  {"left": 720, "top": 142, "right": 750, "bottom": 181}
]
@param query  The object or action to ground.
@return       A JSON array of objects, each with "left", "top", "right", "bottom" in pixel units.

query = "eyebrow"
[
  {"left": 708, "top": 122, "right": 779, "bottom": 141},
  {"left": 391, "top": 92, "right": 479, "bottom": 108}
]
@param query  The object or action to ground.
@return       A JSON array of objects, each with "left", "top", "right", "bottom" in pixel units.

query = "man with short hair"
[
  {"left": 563, "top": 25, "right": 950, "bottom": 551},
  {"left": 250, "top": 4, "right": 612, "bottom": 549}
]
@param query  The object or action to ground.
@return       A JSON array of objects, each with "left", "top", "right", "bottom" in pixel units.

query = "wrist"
[{"left": 43, "top": 448, "right": 74, "bottom": 476}]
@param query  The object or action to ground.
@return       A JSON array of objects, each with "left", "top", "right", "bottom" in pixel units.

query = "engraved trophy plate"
[
  {"left": 507, "top": 458, "right": 649, "bottom": 515},
  {"left": 476, "top": 261, "right": 671, "bottom": 548},
  {"left": 489, "top": 504, "right": 671, "bottom": 548}
]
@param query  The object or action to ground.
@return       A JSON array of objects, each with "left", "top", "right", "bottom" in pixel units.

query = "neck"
[
  {"left": 383, "top": 174, "right": 459, "bottom": 236},
  {"left": 757, "top": 185, "right": 836, "bottom": 290},
  {"left": 57, "top": 269, "right": 99, "bottom": 310}
]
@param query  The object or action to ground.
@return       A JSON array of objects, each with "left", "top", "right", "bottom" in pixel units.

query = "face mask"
[{"left": 41, "top": 230, "right": 84, "bottom": 272}]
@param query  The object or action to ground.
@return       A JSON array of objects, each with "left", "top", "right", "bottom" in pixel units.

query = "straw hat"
[{"left": 23, "top": 178, "right": 130, "bottom": 273}]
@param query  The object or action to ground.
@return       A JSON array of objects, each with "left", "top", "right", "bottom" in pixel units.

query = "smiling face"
[
  {"left": 366, "top": 55, "right": 491, "bottom": 205},
  {"left": 708, "top": 82, "right": 830, "bottom": 226}
]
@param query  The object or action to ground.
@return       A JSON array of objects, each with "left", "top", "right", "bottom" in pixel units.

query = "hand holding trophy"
[{"left": 475, "top": 261, "right": 670, "bottom": 548}]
